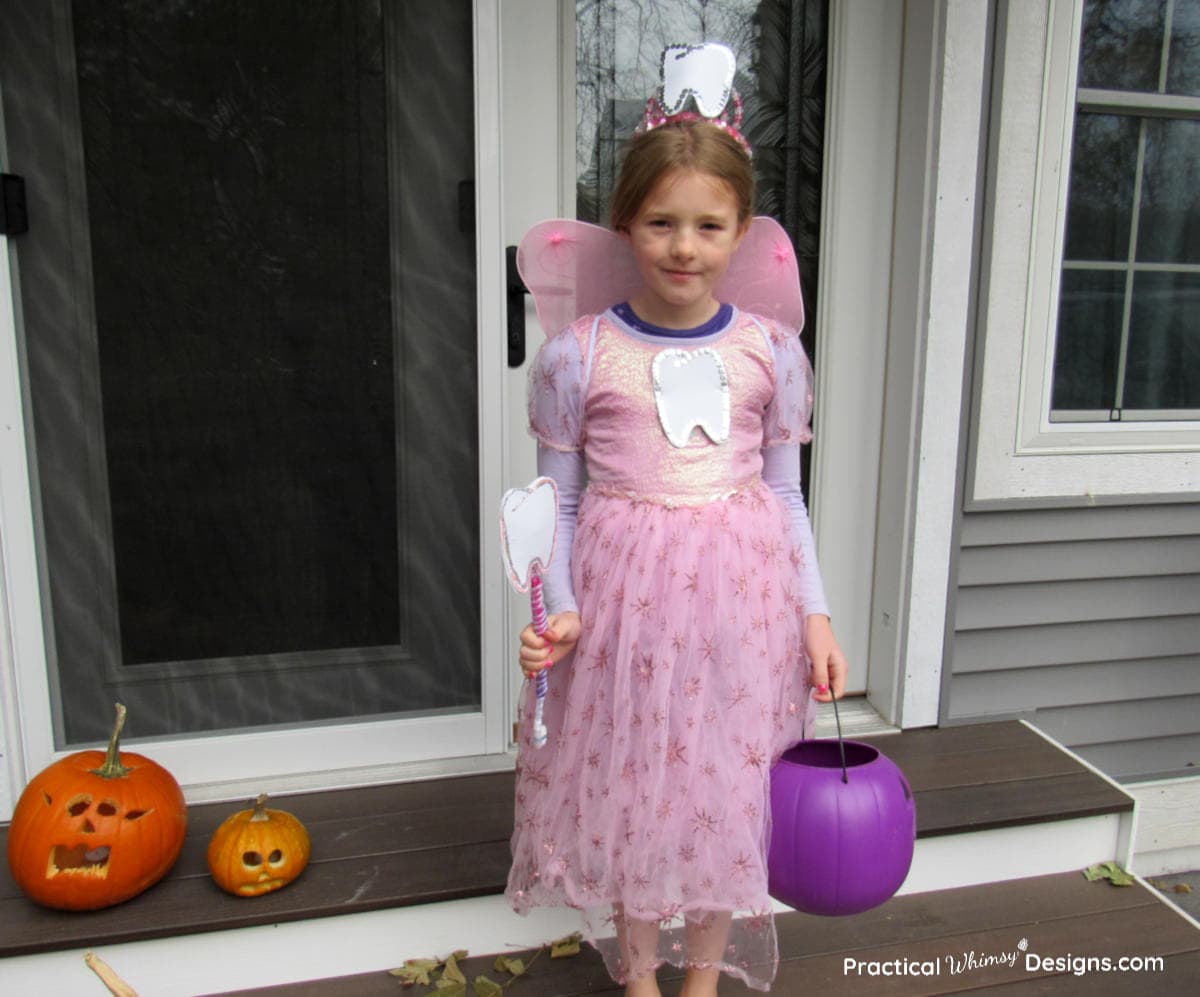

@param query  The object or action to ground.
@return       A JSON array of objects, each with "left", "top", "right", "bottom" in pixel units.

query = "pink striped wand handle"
[{"left": 529, "top": 572, "right": 550, "bottom": 747}]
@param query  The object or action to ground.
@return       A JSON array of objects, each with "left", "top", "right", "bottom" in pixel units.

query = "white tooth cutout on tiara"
[
  {"left": 652, "top": 348, "right": 731, "bottom": 448},
  {"left": 660, "top": 43, "right": 736, "bottom": 118}
]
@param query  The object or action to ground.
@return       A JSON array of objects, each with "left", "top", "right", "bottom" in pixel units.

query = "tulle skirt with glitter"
[{"left": 506, "top": 480, "right": 816, "bottom": 991}]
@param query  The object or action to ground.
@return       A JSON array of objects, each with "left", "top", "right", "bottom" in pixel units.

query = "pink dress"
[{"left": 507, "top": 308, "right": 822, "bottom": 991}]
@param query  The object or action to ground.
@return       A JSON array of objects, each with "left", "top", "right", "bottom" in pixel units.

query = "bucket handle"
[{"left": 830, "top": 687, "right": 848, "bottom": 784}]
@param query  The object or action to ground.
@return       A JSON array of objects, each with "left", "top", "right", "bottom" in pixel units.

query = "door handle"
[
  {"left": 1, "top": 173, "right": 28, "bottom": 236},
  {"left": 506, "top": 245, "right": 528, "bottom": 367}
]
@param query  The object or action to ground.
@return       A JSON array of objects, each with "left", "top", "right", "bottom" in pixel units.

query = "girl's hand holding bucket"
[{"left": 806, "top": 613, "right": 847, "bottom": 702}]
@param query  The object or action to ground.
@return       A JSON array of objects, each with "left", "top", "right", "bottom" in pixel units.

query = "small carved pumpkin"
[
  {"left": 207, "top": 794, "right": 310, "bottom": 896},
  {"left": 6, "top": 704, "right": 188, "bottom": 911}
]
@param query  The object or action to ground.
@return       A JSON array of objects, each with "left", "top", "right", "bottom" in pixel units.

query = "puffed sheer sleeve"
[
  {"left": 526, "top": 320, "right": 592, "bottom": 615},
  {"left": 758, "top": 318, "right": 829, "bottom": 619},
  {"left": 762, "top": 321, "right": 814, "bottom": 447},
  {"left": 761, "top": 446, "right": 829, "bottom": 619},
  {"left": 535, "top": 445, "right": 583, "bottom": 616},
  {"left": 527, "top": 324, "right": 587, "bottom": 452}
]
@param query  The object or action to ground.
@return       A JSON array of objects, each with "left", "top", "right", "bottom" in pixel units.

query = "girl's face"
[{"left": 623, "top": 169, "right": 748, "bottom": 329}]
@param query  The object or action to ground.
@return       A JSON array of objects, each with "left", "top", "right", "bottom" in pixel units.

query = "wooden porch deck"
[
  {"left": 3, "top": 720, "right": 1196, "bottom": 992},
  {"left": 220, "top": 871, "right": 1200, "bottom": 995}
]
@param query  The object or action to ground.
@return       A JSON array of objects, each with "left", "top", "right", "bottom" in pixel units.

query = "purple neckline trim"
[{"left": 612, "top": 301, "right": 733, "bottom": 339}]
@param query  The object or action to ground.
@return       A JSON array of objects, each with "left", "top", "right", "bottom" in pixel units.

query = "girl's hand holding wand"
[
  {"left": 806, "top": 613, "right": 848, "bottom": 703},
  {"left": 519, "top": 610, "right": 582, "bottom": 680}
]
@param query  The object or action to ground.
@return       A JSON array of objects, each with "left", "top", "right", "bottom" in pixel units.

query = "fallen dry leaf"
[{"left": 550, "top": 932, "right": 583, "bottom": 958}]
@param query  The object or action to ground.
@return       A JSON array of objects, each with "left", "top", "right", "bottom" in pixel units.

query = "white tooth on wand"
[
  {"left": 652, "top": 347, "right": 731, "bottom": 448},
  {"left": 500, "top": 477, "right": 558, "bottom": 591}
]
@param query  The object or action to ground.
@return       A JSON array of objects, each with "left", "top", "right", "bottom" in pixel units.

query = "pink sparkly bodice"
[
  {"left": 529, "top": 311, "right": 812, "bottom": 505},
  {"left": 585, "top": 319, "right": 770, "bottom": 503}
]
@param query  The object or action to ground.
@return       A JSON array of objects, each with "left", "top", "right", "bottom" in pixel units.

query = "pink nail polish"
[{"left": 818, "top": 684, "right": 829, "bottom": 693}]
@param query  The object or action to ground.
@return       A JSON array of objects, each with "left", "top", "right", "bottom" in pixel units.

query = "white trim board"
[
  {"left": 813, "top": 0, "right": 898, "bottom": 696},
  {"left": 1127, "top": 775, "right": 1200, "bottom": 877},
  {"left": 0, "top": 141, "right": 48, "bottom": 822},
  {"left": 0, "top": 896, "right": 581, "bottom": 997},
  {"left": 897, "top": 812, "right": 1131, "bottom": 898},
  {"left": 867, "top": 0, "right": 991, "bottom": 729}
]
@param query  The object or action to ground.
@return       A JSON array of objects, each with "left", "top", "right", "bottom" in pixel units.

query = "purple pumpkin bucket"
[{"left": 768, "top": 738, "right": 916, "bottom": 916}]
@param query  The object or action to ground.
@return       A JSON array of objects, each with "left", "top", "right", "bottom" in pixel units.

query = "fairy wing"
[
  {"left": 515, "top": 217, "right": 804, "bottom": 336},
  {"left": 516, "top": 221, "right": 642, "bottom": 338},
  {"left": 715, "top": 216, "right": 805, "bottom": 332}
]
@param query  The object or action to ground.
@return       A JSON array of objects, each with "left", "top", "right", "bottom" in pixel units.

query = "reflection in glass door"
[{"left": 0, "top": 0, "right": 480, "bottom": 745}]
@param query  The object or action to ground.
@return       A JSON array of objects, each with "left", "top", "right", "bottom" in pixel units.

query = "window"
[
  {"left": 1053, "top": 0, "right": 1200, "bottom": 422},
  {"left": 968, "top": 0, "right": 1200, "bottom": 505},
  {"left": 964, "top": 0, "right": 1200, "bottom": 506}
]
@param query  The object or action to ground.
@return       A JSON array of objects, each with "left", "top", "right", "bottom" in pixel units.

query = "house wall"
[
  {"left": 1127, "top": 777, "right": 1200, "bottom": 876},
  {"left": 939, "top": 1, "right": 1200, "bottom": 795},
  {"left": 943, "top": 502, "right": 1200, "bottom": 783}
]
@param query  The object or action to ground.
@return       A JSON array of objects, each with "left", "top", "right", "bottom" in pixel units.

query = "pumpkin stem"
[
  {"left": 94, "top": 703, "right": 131, "bottom": 779},
  {"left": 251, "top": 793, "right": 271, "bottom": 822}
]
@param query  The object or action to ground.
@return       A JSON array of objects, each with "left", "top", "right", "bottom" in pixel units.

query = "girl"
[{"left": 507, "top": 54, "right": 847, "bottom": 996}]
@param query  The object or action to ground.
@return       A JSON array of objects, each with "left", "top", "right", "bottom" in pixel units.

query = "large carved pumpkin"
[
  {"left": 6, "top": 704, "right": 188, "bottom": 911},
  {"left": 207, "top": 794, "right": 311, "bottom": 897}
]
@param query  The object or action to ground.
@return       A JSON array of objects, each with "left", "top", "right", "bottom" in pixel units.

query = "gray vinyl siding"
[{"left": 945, "top": 504, "right": 1200, "bottom": 783}]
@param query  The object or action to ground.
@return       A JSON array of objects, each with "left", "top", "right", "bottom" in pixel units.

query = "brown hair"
[{"left": 609, "top": 122, "right": 754, "bottom": 232}]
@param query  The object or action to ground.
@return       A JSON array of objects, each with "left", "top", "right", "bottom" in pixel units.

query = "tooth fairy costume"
[
  {"left": 506, "top": 289, "right": 828, "bottom": 989},
  {"left": 505, "top": 41, "right": 831, "bottom": 990}
]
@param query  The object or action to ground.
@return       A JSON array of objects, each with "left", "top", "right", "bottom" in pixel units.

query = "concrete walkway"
[{"left": 1149, "top": 871, "right": 1200, "bottom": 922}]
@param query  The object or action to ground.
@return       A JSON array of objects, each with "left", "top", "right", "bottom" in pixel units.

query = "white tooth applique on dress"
[{"left": 652, "top": 347, "right": 731, "bottom": 447}]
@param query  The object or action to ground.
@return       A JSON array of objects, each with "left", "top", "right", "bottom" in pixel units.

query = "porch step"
[
  {"left": 0, "top": 722, "right": 1142, "bottom": 994},
  {"left": 869, "top": 719, "right": 1135, "bottom": 897},
  {"left": 214, "top": 871, "right": 1200, "bottom": 995}
]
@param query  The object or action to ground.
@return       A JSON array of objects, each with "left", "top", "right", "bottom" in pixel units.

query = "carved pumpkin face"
[
  {"left": 207, "top": 795, "right": 311, "bottom": 897},
  {"left": 6, "top": 706, "right": 187, "bottom": 911}
]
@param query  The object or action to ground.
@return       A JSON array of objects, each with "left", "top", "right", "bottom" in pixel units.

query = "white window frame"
[{"left": 969, "top": 0, "right": 1200, "bottom": 506}]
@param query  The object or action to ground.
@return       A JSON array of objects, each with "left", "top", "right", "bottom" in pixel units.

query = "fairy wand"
[{"left": 499, "top": 476, "right": 560, "bottom": 748}]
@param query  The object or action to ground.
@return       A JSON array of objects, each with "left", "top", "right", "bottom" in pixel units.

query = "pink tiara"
[{"left": 635, "top": 43, "right": 752, "bottom": 158}]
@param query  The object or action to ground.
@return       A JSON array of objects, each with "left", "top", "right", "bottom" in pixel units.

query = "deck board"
[
  {"left": 771, "top": 869, "right": 1157, "bottom": 955},
  {"left": 0, "top": 771, "right": 516, "bottom": 904},
  {"left": 212, "top": 873, "right": 1200, "bottom": 995},
  {"left": 913, "top": 770, "right": 1132, "bottom": 836},
  {"left": 0, "top": 839, "right": 514, "bottom": 951},
  {"left": 856, "top": 723, "right": 1084, "bottom": 790},
  {"left": 0, "top": 722, "right": 1134, "bottom": 958}
]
